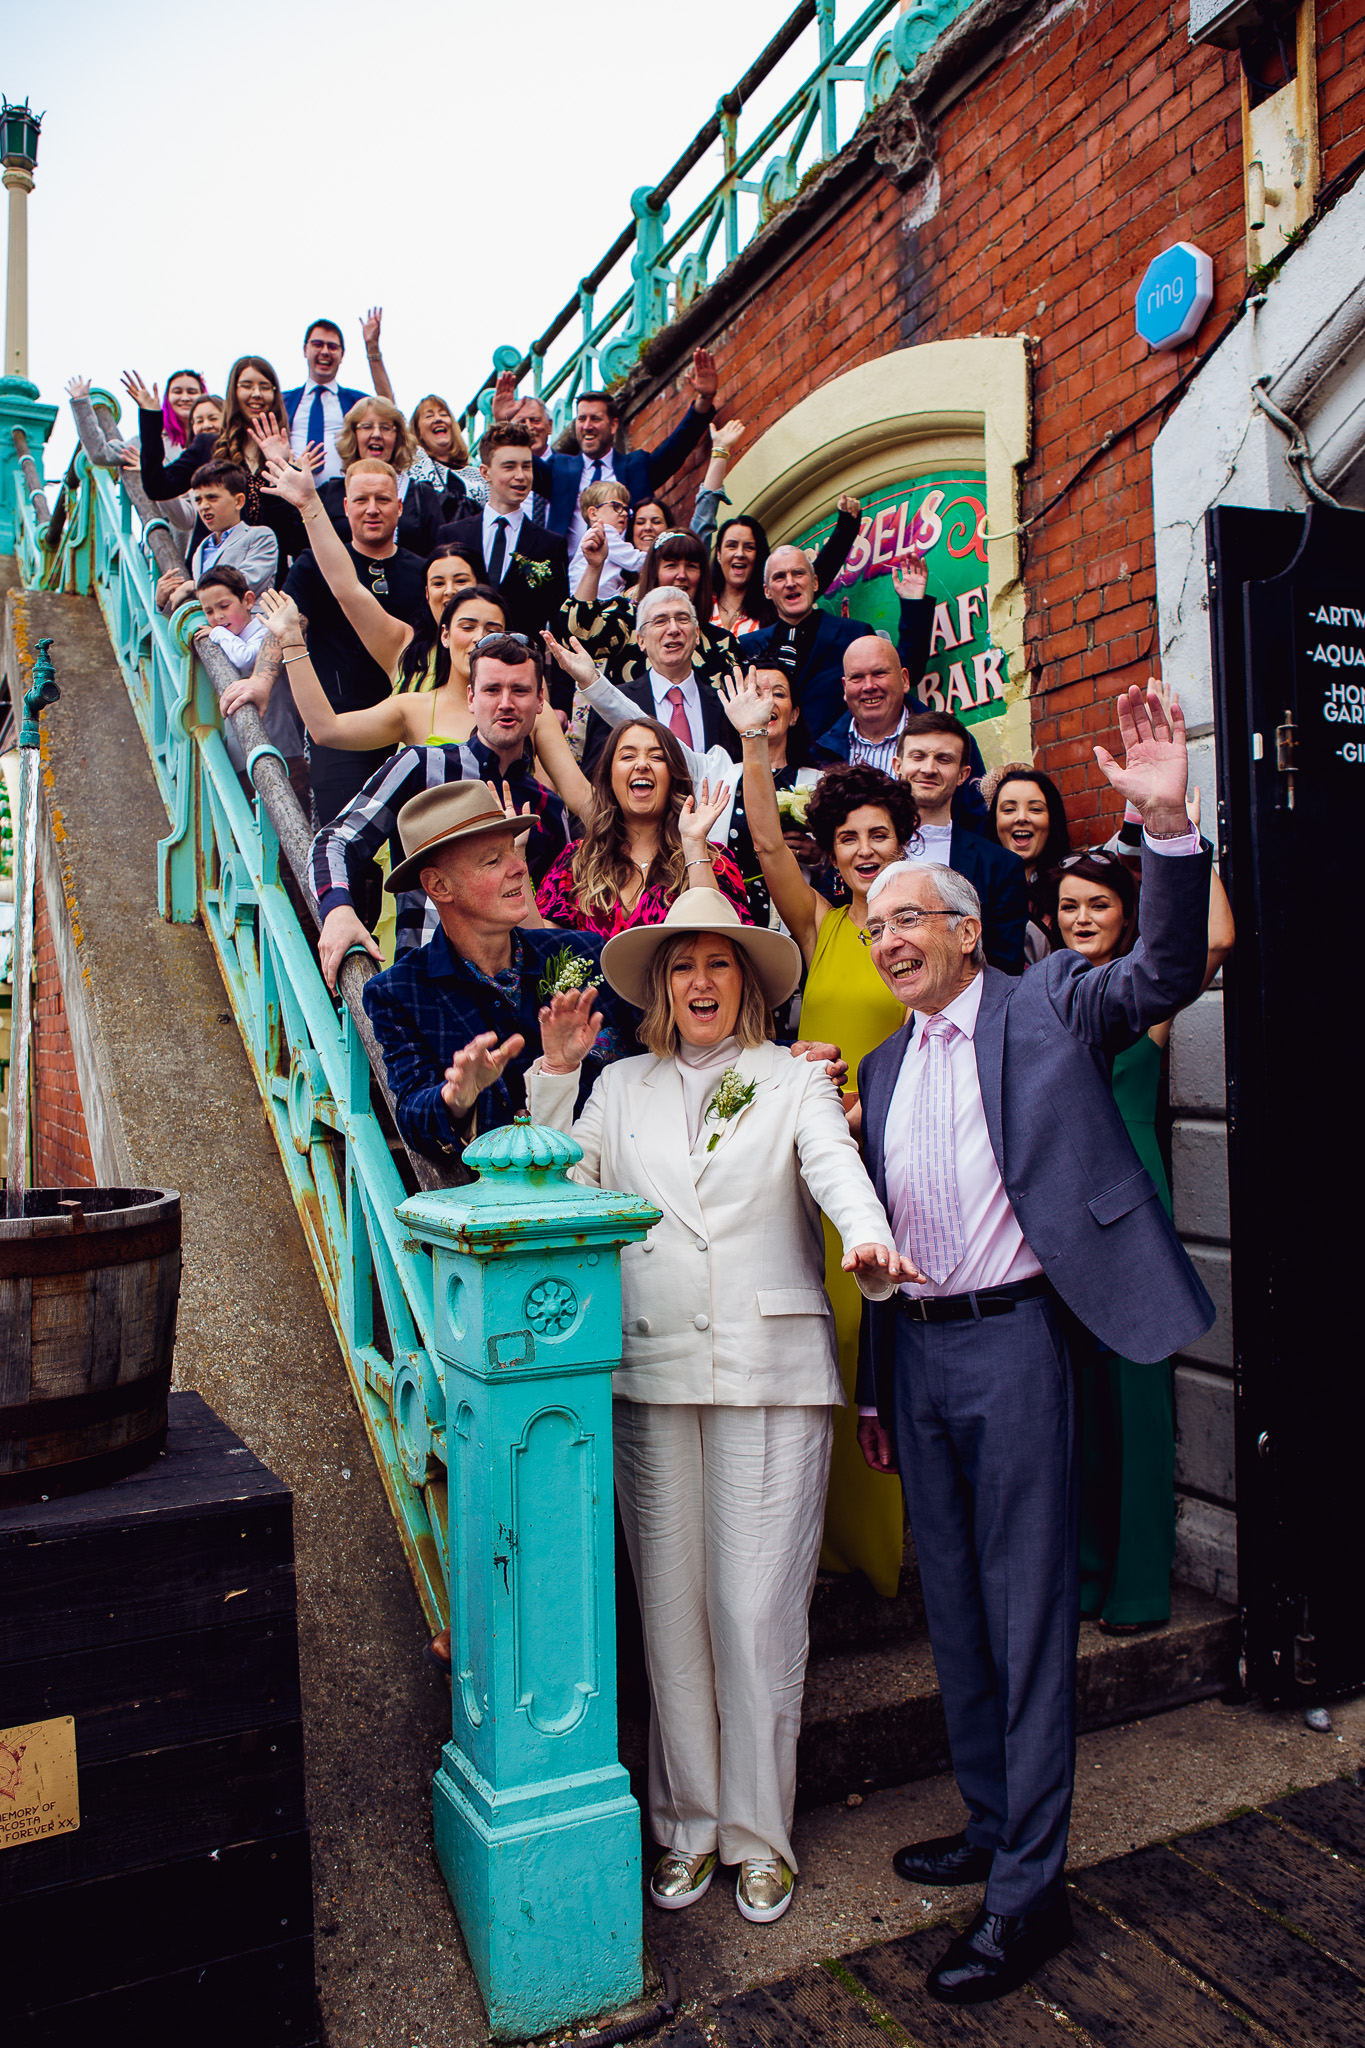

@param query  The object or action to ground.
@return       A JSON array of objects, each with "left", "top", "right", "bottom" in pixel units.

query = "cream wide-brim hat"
[
  {"left": 600, "top": 891, "right": 802, "bottom": 1011},
  {"left": 385, "top": 781, "right": 523, "bottom": 893}
]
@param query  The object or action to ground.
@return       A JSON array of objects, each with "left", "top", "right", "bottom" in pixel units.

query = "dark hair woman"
[
  {"left": 635, "top": 529, "right": 717, "bottom": 623},
  {"left": 721, "top": 671, "right": 921, "bottom": 1604},
  {"left": 129, "top": 355, "right": 306, "bottom": 568},
  {"left": 534, "top": 717, "right": 749, "bottom": 938},
  {"left": 1047, "top": 844, "right": 1233, "bottom": 1635},
  {"left": 627, "top": 495, "right": 674, "bottom": 551},
  {"left": 984, "top": 762, "right": 1072, "bottom": 962},
  {"left": 704, "top": 499, "right": 862, "bottom": 637}
]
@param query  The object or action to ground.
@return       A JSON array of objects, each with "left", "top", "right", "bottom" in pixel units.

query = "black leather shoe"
[
  {"left": 927, "top": 1893, "right": 1074, "bottom": 2004},
  {"left": 891, "top": 1831, "right": 995, "bottom": 1887}
]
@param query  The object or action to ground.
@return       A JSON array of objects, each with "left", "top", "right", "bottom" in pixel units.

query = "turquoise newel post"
[
  {"left": 0, "top": 376, "right": 56, "bottom": 555},
  {"left": 396, "top": 1114, "right": 661, "bottom": 2041}
]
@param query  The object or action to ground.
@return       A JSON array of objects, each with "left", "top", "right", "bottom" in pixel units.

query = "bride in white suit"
[{"left": 527, "top": 892, "right": 909, "bottom": 1925}]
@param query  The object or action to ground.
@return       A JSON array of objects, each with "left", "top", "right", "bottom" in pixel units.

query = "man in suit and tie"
[
  {"left": 494, "top": 349, "right": 720, "bottom": 551},
  {"left": 854, "top": 682, "right": 1215, "bottom": 2004},
  {"left": 737, "top": 547, "right": 881, "bottom": 742},
  {"left": 282, "top": 319, "right": 370, "bottom": 482},
  {"left": 579, "top": 586, "right": 740, "bottom": 777},
  {"left": 433, "top": 421, "right": 568, "bottom": 651},
  {"left": 512, "top": 395, "right": 554, "bottom": 526}
]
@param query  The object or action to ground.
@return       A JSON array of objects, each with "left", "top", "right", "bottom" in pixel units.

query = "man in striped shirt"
[{"left": 813, "top": 634, "right": 916, "bottom": 776}]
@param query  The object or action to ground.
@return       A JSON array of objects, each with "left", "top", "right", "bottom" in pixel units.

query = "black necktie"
[
  {"left": 591, "top": 461, "right": 603, "bottom": 484},
  {"left": 488, "top": 516, "right": 509, "bottom": 584}
]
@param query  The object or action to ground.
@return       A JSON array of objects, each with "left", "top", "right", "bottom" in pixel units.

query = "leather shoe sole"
[
  {"left": 892, "top": 1833, "right": 995, "bottom": 1887},
  {"left": 927, "top": 1894, "right": 1074, "bottom": 2005}
]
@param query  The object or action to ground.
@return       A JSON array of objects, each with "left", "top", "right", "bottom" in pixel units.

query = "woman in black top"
[{"left": 131, "top": 355, "right": 306, "bottom": 569}]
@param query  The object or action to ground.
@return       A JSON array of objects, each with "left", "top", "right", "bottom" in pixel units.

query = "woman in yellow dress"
[{"left": 720, "top": 671, "right": 920, "bottom": 1595}]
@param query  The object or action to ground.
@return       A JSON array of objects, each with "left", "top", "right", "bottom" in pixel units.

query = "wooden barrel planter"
[{"left": 0, "top": 1188, "right": 181, "bottom": 1507}]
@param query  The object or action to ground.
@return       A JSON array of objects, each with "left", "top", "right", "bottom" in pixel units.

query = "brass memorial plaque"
[{"left": 0, "top": 1716, "right": 80, "bottom": 1850}]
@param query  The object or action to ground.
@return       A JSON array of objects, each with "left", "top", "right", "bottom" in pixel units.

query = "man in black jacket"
[
  {"left": 433, "top": 422, "right": 568, "bottom": 643},
  {"left": 894, "top": 711, "right": 1030, "bottom": 975}
]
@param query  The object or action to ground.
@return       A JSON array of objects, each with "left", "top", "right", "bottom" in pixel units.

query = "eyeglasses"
[
  {"left": 858, "top": 911, "right": 957, "bottom": 948},
  {"left": 472, "top": 631, "right": 532, "bottom": 651}
]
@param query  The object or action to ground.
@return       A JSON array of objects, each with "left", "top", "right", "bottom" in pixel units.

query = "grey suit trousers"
[{"left": 892, "top": 1292, "right": 1079, "bottom": 1914}]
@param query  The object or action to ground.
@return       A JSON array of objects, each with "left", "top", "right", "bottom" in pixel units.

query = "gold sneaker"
[
  {"left": 736, "top": 1857, "right": 795, "bottom": 1923},
  {"left": 649, "top": 1849, "right": 718, "bottom": 1911}
]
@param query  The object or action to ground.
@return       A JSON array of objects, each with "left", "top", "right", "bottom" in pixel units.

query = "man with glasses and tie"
[
  {"left": 283, "top": 319, "right": 370, "bottom": 481},
  {"left": 434, "top": 421, "right": 568, "bottom": 653},
  {"left": 853, "top": 682, "right": 1215, "bottom": 2007}
]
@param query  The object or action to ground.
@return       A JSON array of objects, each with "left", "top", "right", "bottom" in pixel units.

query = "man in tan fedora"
[{"left": 362, "top": 781, "right": 628, "bottom": 1159}]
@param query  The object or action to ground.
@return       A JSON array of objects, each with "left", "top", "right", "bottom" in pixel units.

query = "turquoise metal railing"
[
  {"left": 11, "top": 400, "right": 457, "bottom": 1631},
  {"left": 456, "top": 0, "right": 971, "bottom": 437}
]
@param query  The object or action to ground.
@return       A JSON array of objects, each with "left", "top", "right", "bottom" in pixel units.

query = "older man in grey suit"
[{"left": 855, "top": 682, "right": 1215, "bottom": 2005}]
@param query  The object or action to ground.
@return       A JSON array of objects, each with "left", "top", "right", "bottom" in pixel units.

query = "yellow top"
[{"left": 797, "top": 903, "right": 906, "bottom": 1092}]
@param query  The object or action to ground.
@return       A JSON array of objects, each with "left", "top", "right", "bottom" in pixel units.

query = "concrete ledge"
[
  {"left": 790, "top": 1586, "right": 1237, "bottom": 1807},
  {"left": 1170, "top": 989, "right": 1226, "bottom": 1114}
]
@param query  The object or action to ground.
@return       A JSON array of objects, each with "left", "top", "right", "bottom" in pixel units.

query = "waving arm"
[{"left": 259, "top": 447, "right": 413, "bottom": 672}]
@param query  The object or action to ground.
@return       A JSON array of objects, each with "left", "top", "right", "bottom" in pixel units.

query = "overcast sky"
[{"left": 5, "top": 0, "right": 822, "bottom": 469}]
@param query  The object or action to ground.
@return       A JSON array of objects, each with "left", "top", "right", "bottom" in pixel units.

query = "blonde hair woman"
[
  {"left": 317, "top": 396, "right": 447, "bottom": 555},
  {"left": 527, "top": 893, "right": 908, "bottom": 1926}
]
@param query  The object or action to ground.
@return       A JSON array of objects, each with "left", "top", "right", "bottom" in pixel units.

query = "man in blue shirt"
[{"left": 362, "top": 782, "right": 628, "bottom": 1160}]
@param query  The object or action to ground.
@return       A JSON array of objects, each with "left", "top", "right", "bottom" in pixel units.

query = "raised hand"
[
  {"left": 65, "top": 374, "right": 91, "bottom": 400},
  {"left": 248, "top": 411, "right": 294, "bottom": 466},
  {"left": 684, "top": 346, "right": 719, "bottom": 408},
  {"left": 491, "top": 370, "right": 518, "bottom": 423},
  {"left": 720, "top": 664, "right": 774, "bottom": 735},
  {"left": 580, "top": 521, "right": 610, "bottom": 567},
  {"left": 537, "top": 986, "right": 604, "bottom": 1075},
  {"left": 121, "top": 370, "right": 159, "bottom": 412},
  {"left": 710, "top": 418, "right": 745, "bottom": 456},
  {"left": 891, "top": 555, "right": 928, "bottom": 600},
  {"left": 260, "top": 452, "right": 317, "bottom": 509},
  {"left": 837, "top": 491, "right": 862, "bottom": 520},
  {"left": 361, "top": 306, "right": 383, "bottom": 351},
  {"left": 540, "top": 629, "right": 598, "bottom": 691},
  {"left": 258, "top": 590, "right": 303, "bottom": 643},
  {"left": 679, "top": 776, "right": 732, "bottom": 849},
  {"left": 1094, "top": 680, "right": 1190, "bottom": 836},
  {"left": 442, "top": 1031, "right": 526, "bottom": 1118}
]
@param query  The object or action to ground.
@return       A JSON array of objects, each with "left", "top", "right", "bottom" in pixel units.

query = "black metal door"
[{"left": 1208, "top": 501, "right": 1365, "bottom": 1704}]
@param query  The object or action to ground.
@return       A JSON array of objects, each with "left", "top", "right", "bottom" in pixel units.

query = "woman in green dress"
[
  {"left": 721, "top": 671, "right": 920, "bottom": 1596},
  {"left": 1050, "top": 847, "right": 1234, "bottom": 1629}
]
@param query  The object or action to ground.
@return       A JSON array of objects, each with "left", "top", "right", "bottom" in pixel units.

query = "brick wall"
[
  {"left": 30, "top": 876, "right": 96, "bottom": 1188},
  {"left": 621, "top": 0, "right": 1365, "bottom": 833}
]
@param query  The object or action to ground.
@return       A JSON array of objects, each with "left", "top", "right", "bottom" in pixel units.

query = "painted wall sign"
[
  {"left": 1135, "top": 242, "right": 1214, "bottom": 351},
  {"left": 1296, "top": 592, "right": 1365, "bottom": 770},
  {"left": 798, "top": 472, "right": 1008, "bottom": 726}
]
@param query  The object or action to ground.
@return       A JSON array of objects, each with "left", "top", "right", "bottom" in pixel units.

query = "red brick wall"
[
  {"left": 622, "top": 0, "right": 1365, "bottom": 836},
  {"left": 30, "top": 879, "right": 96, "bottom": 1188}
]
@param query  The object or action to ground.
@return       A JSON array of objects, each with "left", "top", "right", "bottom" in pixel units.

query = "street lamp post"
[
  {"left": 0, "top": 98, "right": 54, "bottom": 557},
  {"left": 2, "top": 98, "right": 42, "bottom": 381}
]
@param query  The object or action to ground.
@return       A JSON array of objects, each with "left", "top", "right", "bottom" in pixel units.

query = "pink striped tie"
[
  {"left": 903, "top": 1015, "right": 966, "bottom": 1286},
  {"left": 664, "top": 686, "right": 692, "bottom": 745}
]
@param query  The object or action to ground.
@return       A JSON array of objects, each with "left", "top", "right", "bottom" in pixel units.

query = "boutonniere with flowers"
[
  {"left": 704, "top": 1068, "right": 757, "bottom": 1150},
  {"left": 775, "top": 786, "right": 812, "bottom": 827},
  {"left": 514, "top": 554, "right": 553, "bottom": 589},
  {"left": 537, "top": 945, "right": 594, "bottom": 1004}
]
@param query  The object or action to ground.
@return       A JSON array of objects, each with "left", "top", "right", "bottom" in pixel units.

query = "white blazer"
[{"left": 526, "top": 1041, "right": 896, "bottom": 1407}]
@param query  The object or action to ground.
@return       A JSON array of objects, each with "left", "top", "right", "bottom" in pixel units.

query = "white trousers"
[{"left": 613, "top": 1399, "right": 833, "bottom": 1870}]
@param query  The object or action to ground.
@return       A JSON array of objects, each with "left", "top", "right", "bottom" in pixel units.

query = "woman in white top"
[{"left": 527, "top": 893, "right": 907, "bottom": 1926}]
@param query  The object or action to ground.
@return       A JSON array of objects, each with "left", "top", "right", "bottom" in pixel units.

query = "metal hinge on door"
[{"left": 1276, "top": 708, "right": 1297, "bottom": 808}]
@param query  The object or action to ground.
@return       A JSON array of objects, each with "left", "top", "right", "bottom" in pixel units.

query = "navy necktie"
[
  {"left": 306, "top": 385, "right": 326, "bottom": 454},
  {"left": 488, "top": 516, "right": 509, "bottom": 584},
  {"left": 591, "top": 460, "right": 603, "bottom": 484}
]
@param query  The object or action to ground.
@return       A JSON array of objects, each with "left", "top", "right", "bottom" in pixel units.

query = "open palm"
[{"left": 1094, "top": 681, "right": 1189, "bottom": 826}]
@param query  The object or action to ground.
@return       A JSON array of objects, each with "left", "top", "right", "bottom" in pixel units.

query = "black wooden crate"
[{"left": 0, "top": 1391, "right": 320, "bottom": 2045}]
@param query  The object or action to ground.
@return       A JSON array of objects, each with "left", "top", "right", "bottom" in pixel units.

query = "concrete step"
[
  {"left": 795, "top": 1582, "right": 1238, "bottom": 1809},
  {"left": 809, "top": 1562, "right": 926, "bottom": 1656}
]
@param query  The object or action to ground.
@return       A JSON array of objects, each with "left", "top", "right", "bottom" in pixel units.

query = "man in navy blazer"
[
  {"left": 884, "top": 711, "right": 1029, "bottom": 973},
  {"left": 853, "top": 684, "right": 1215, "bottom": 2004},
  {"left": 282, "top": 318, "right": 369, "bottom": 482},
  {"left": 492, "top": 348, "right": 719, "bottom": 548}
]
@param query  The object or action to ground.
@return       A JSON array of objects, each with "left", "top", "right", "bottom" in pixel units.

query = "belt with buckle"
[{"left": 896, "top": 1275, "right": 1049, "bottom": 1324}]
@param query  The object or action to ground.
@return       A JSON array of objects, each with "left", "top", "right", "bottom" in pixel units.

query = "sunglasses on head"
[
  {"left": 472, "top": 632, "right": 532, "bottom": 652},
  {"left": 1057, "top": 848, "right": 1125, "bottom": 869}
]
